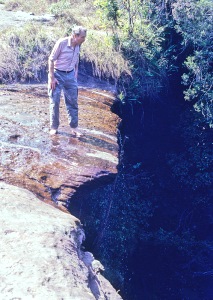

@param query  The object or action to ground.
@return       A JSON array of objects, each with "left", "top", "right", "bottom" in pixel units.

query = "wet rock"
[
  {"left": 0, "top": 84, "right": 120, "bottom": 211},
  {"left": 0, "top": 181, "right": 122, "bottom": 299}
]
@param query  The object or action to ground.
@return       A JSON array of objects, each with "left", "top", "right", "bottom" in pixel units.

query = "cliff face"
[
  {"left": 0, "top": 181, "right": 122, "bottom": 300},
  {"left": 0, "top": 83, "right": 120, "bottom": 211}
]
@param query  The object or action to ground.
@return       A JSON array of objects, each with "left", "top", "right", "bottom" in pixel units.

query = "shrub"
[
  {"left": 172, "top": 0, "right": 213, "bottom": 126},
  {"left": 49, "top": 0, "right": 70, "bottom": 17}
]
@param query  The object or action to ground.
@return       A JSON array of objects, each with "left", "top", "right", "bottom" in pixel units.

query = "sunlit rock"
[
  {"left": 0, "top": 182, "right": 122, "bottom": 299},
  {"left": 0, "top": 84, "right": 120, "bottom": 211}
]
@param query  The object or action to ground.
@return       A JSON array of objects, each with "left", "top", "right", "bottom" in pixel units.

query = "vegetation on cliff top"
[
  {"left": 0, "top": 0, "right": 130, "bottom": 83},
  {"left": 94, "top": 0, "right": 213, "bottom": 126}
]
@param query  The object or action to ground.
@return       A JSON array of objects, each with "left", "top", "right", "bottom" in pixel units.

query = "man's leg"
[
  {"left": 48, "top": 75, "right": 62, "bottom": 132},
  {"left": 63, "top": 72, "right": 79, "bottom": 129}
]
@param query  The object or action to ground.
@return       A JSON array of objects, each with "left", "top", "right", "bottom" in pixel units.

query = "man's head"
[{"left": 72, "top": 26, "right": 87, "bottom": 46}]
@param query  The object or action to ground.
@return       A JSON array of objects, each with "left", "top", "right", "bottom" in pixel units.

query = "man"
[{"left": 48, "top": 26, "right": 87, "bottom": 136}]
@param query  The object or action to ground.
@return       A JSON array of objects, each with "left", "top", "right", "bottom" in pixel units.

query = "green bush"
[
  {"left": 94, "top": 0, "right": 213, "bottom": 126},
  {"left": 49, "top": 0, "right": 70, "bottom": 17},
  {"left": 172, "top": 0, "right": 213, "bottom": 126}
]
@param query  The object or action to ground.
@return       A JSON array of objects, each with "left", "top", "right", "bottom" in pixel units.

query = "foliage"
[
  {"left": 94, "top": 0, "right": 213, "bottom": 126},
  {"left": 4, "top": 0, "right": 96, "bottom": 26},
  {"left": 2, "top": 0, "right": 212, "bottom": 126},
  {"left": 4, "top": 0, "right": 48, "bottom": 14},
  {"left": 94, "top": 0, "right": 176, "bottom": 100},
  {"left": 167, "top": 109, "right": 213, "bottom": 197},
  {"left": 0, "top": 23, "right": 57, "bottom": 82},
  {"left": 81, "top": 31, "right": 131, "bottom": 79},
  {"left": 48, "top": 0, "right": 96, "bottom": 27},
  {"left": 94, "top": 0, "right": 120, "bottom": 29},
  {"left": 1, "top": 0, "right": 128, "bottom": 83},
  {"left": 172, "top": 0, "right": 213, "bottom": 126},
  {"left": 49, "top": 0, "right": 70, "bottom": 17}
]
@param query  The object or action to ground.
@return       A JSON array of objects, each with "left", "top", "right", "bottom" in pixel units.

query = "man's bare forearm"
[
  {"left": 48, "top": 59, "right": 55, "bottom": 78},
  {"left": 74, "top": 63, "right": 79, "bottom": 79},
  {"left": 48, "top": 59, "right": 58, "bottom": 90}
]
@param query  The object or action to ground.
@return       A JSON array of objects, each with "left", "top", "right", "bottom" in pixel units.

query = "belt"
[{"left": 54, "top": 68, "right": 73, "bottom": 73}]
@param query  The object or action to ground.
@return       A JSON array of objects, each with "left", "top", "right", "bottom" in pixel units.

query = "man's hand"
[
  {"left": 48, "top": 59, "right": 58, "bottom": 90},
  {"left": 49, "top": 76, "right": 59, "bottom": 90}
]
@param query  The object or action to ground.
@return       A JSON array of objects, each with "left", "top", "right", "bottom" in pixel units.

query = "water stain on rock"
[{"left": 0, "top": 84, "right": 120, "bottom": 211}]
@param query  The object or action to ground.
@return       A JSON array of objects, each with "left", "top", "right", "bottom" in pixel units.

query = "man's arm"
[
  {"left": 74, "top": 50, "right": 80, "bottom": 80},
  {"left": 48, "top": 59, "right": 58, "bottom": 90},
  {"left": 74, "top": 63, "right": 79, "bottom": 80}
]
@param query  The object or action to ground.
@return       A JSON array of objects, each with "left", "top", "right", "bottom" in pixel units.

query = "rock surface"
[
  {"left": 0, "top": 181, "right": 122, "bottom": 299},
  {"left": 0, "top": 84, "right": 119, "bottom": 211},
  {"left": 0, "top": 5, "right": 122, "bottom": 299}
]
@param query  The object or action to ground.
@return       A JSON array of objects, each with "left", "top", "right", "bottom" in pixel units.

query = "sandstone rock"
[
  {"left": 0, "top": 84, "right": 120, "bottom": 211},
  {"left": 0, "top": 181, "right": 122, "bottom": 299}
]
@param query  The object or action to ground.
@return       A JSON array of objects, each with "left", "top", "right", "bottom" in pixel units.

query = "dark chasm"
[{"left": 68, "top": 67, "right": 213, "bottom": 300}]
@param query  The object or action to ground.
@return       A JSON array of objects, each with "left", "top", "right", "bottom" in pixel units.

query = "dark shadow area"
[
  {"left": 67, "top": 172, "right": 116, "bottom": 220},
  {"left": 66, "top": 63, "right": 213, "bottom": 300},
  {"left": 78, "top": 61, "right": 116, "bottom": 92}
]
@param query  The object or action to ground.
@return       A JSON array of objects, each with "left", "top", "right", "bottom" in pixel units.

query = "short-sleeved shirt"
[{"left": 49, "top": 37, "right": 80, "bottom": 71}]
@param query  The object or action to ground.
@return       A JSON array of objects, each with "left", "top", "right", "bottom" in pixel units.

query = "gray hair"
[{"left": 72, "top": 26, "right": 87, "bottom": 36}]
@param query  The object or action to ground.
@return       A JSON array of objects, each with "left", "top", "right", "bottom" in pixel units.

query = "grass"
[
  {"left": 4, "top": 0, "right": 49, "bottom": 14},
  {"left": 0, "top": 0, "right": 130, "bottom": 83}
]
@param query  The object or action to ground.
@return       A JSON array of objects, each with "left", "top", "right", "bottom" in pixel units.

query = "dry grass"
[
  {"left": 0, "top": 23, "right": 56, "bottom": 82},
  {"left": 4, "top": 0, "right": 49, "bottom": 14},
  {"left": 81, "top": 31, "right": 131, "bottom": 80},
  {"left": 4, "top": 0, "right": 95, "bottom": 21},
  {"left": 1, "top": 0, "right": 130, "bottom": 83}
]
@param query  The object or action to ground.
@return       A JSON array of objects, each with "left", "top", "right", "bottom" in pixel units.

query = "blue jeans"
[{"left": 48, "top": 69, "right": 78, "bottom": 129}]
